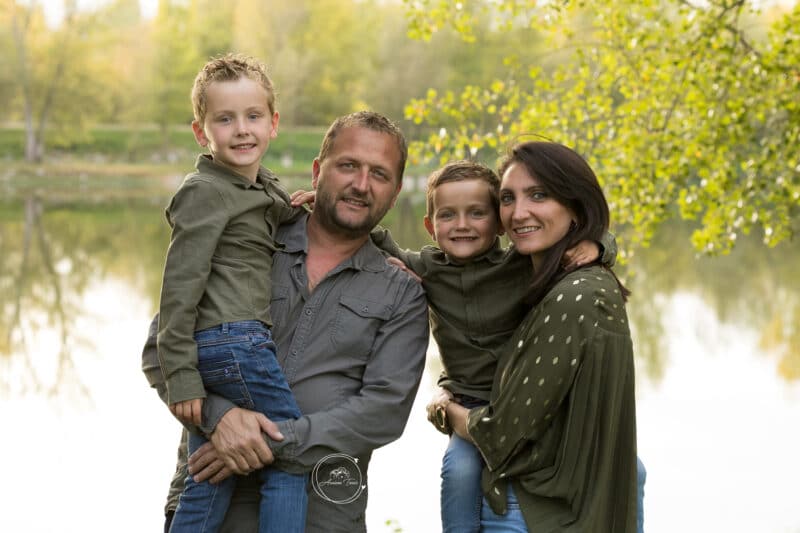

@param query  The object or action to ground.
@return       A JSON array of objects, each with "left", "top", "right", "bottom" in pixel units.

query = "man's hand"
[
  {"left": 188, "top": 441, "right": 234, "bottom": 484},
  {"left": 170, "top": 398, "right": 203, "bottom": 426},
  {"left": 209, "top": 407, "right": 284, "bottom": 475},
  {"left": 562, "top": 240, "right": 600, "bottom": 271}
]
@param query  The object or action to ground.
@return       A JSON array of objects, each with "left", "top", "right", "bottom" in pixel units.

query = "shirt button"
[
  {"left": 362, "top": 306, "right": 369, "bottom": 312},
  {"left": 291, "top": 349, "right": 298, "bottom": 355},
  {"left": 305, "top": 309, "right": 312, "bottom": 316}
]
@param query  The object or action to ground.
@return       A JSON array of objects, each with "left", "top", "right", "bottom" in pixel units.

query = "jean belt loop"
[{"left": 221, "top": 322, "right": 229, "bottom": 334}]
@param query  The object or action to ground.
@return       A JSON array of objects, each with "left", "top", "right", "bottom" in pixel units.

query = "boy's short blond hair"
[
  {"left": 191, "top": 53, "right": 276, "bottom": 125},
  {"left": 426, "top": 160, "right": 501, "bottom": 218}
]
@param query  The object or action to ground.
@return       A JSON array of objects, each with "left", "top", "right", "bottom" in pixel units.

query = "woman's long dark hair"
[{"left": 498, "top": 142, "right": 630, "bottom": 306}]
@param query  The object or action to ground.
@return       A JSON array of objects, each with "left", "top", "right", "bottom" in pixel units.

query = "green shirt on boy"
[
  {"left": 157, "top": 154, "right": 300, "bottom": 405},
  {"left": 372, "top": 230, "right": 616, "bottom": 402}
]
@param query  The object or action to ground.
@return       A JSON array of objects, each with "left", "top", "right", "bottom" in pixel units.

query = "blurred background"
[{"left": 2, "top": 0, "right": 799, "bottom": 531}]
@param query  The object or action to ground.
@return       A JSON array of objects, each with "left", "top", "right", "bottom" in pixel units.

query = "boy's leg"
[
  {"left": 205, "top": 321, "right": 307, "bottom": 533},
  {"left": 480, "top": 485, "right": 527, "bottom": 533},
  {"left": 637, "top": 456, "right": 646, "bottom": 533},
  {"left": 440, "top": 433, "right": 483, "bottom": 533},
  {"left": 168, "top": 431, "right": 236, "bottom": 533}
]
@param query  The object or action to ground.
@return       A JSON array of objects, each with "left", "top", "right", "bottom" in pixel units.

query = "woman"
[{"left": 445, "top": 141, "right": 638, "bottom": 532}]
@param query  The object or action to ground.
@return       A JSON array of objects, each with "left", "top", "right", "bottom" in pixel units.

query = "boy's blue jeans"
[
  {"left": 442, "top": 425, "right": 646, "bottom": 533},
  {"left": 480, "top": 485, "right": 528, "bottom": 532},
  {"left": 441, "top": 433, "right": 484, "bottom": 532},
  {"left": 169, "top": 321, "right": 307, "bottom": 533}
]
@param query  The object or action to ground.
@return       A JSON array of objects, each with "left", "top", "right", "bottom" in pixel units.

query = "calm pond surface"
[{"left": 1, "top": 178, "right": 799, "bottom": 533}]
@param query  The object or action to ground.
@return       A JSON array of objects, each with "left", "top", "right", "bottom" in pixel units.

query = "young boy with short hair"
[
  {"left": 157, "top": 53, "right": 305, "bottom": 533},
  {"left": 370, "top": 160, "right": 619, "bottom": 532}
]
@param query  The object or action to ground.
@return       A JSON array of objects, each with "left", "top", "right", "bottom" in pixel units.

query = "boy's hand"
[
  {"left": 170, "top": 398, "right": 204, "bottom": 426},
  {"left": 562, "top": 240, "right": 600, "bottom": 272},
  {"left": 290, "top": 189, "right": 316, "bottom": 209},
  {"left": 387, "top": 257, "right": 422, "bottom": 283}
]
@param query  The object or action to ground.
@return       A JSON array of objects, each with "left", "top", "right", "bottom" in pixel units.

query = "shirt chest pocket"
[{"left": 331, "top": 295, "right": 392, "bottom": 359}]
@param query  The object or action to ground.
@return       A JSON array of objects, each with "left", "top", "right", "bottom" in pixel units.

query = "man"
[{"left": 143, "top": 111, "right": 429, "bottom": 532}]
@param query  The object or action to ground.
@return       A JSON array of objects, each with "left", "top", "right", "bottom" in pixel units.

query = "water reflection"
[
  {"left": 6, "top": 192, "right": 794, "bottom": 390},
  {"left": 0, "top": 189, "right": 798, "bottom": 532},
  {"left": 1, "top": 194, "right": 169, "bottom": 397}
]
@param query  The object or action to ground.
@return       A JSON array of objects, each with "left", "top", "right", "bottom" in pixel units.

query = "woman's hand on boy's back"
[
  {"left": 170, "top": 398, "right": 204, "bottom": 426},
  {"left": 562, "top": 240, "right": 600, "bottom": 271}
]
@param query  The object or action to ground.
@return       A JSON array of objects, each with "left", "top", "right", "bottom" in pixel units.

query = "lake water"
[{"left": 1, "top": 189, "right": 798, "bottom": 533}]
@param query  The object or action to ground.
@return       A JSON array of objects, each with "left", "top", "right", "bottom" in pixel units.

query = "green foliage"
[{"left": 403, "top": 0, "right": 800, "bottom": 256}]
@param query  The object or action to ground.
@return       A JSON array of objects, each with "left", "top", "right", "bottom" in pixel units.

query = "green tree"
[
  {"left": 5, "top": 0, "right": 114, "bottom": 161},
  {"left": 147, "top": 0, "right": 201, "bottom": 138},
  {"left": 403, "top": 0, "right": 800, "bottom": 257}
]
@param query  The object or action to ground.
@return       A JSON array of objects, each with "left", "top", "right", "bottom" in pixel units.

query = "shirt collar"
[
  {"left": 428, "top": 237, "right": 507, "bottom": 266},
  {"left": 195, "top": 154, "right": 275, "bottom": 190},
  {"left": 277, "top": 215, "right": 389, "bottom": 273}
]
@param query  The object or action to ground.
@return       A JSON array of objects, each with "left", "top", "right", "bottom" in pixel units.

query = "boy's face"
[
  {"left": 424, "top": 179, "right": 501, "bottom": 263},
  {"left": 192, "top": 77, "right": 279, "bottom": 181}
]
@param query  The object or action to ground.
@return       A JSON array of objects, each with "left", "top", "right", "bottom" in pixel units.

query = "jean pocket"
[{"left": 197, "top": 355, "right": 255, "bottom": 409}]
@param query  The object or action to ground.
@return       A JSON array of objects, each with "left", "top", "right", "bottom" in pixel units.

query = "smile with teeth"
[
  {"left": 450, "top": 236, "right": 477, "bottom": 241},
  {"left": 232, "top": 143, "right": 256, "bottom": 151},
  {"left": 341, "top": 198, "right": 368, "bottom": 208},
  {"left": 513, "top": 225, "right": 542, "bottom": 235}
]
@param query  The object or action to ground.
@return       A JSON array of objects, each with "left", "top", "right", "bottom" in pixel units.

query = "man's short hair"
[
  {"left": 318, "top": 111, "right": 408, "bottom": 182},
  {"left": 425, "top": 160, "right": 500, "bottom": 218},
  {"left": 191, "top": 53, "right": 276, "bottom": 125}
]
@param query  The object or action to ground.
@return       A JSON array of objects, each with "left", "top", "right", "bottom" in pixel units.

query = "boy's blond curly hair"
[{"left": 191, "top": 53, "right": 276, "bottom": 125}]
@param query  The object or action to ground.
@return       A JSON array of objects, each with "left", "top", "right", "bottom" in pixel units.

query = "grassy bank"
[
  {"left": 0, "top": 124, "right": 327, "bottom": 177},
  {"left": 1, "top": 124, "right": 436, "bottom": 202}
]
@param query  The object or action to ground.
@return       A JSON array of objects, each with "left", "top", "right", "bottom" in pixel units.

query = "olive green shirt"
[
  {"left": 371, "top": 230, "right": 616, "bottom": 402},
  {"left": 157, "top": 155, "right": 300, "bottom": 404},
  {"left": 467, "top": 266, "right": 637, "bottom": 532}
]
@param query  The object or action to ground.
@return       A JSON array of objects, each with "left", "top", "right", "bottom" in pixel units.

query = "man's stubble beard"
[{"left": 313, "top": 186, "right": 390, "bottom": 240}]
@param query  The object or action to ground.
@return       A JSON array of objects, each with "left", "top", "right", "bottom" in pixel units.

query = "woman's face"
[{"left": 499, "top": 162, "right": 576, "bottom": 268}]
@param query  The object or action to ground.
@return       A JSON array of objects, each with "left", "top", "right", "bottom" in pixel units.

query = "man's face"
[{"left": 312, "top": 126, "right": 403, "bottom": 238}]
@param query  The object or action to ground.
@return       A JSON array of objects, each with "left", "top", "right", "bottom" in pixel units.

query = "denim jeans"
[
  {"left": 441, "top": 433, "right": 483, "bottom": 533},
  {"left": 169, "top": 321, "right": 307, "bottom": 533},
  {"left": 480, "top": 485, "right": 528, "bottom": 532},
  {"left": 477, "top": 457, "right": 647, "bottom": 533},
  {"left": 637, "top": 456, "right": 647, "bottom": 533}
]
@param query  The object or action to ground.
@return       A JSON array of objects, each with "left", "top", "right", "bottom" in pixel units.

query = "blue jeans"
[
  {"left": 169, "top": 321, "right": 307, "bottom": 533},
  {"left": 441, "top": 433, "right": 483, "bottom": 533},
  {"left": 477, "top": 457, "right": 648, "bottom": 533},
  {"left": 480, "top": 485, "right": 528, "bottom": 532},
  {"left": 637, "top": 456, "right": 647, "bottom": 533}
]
